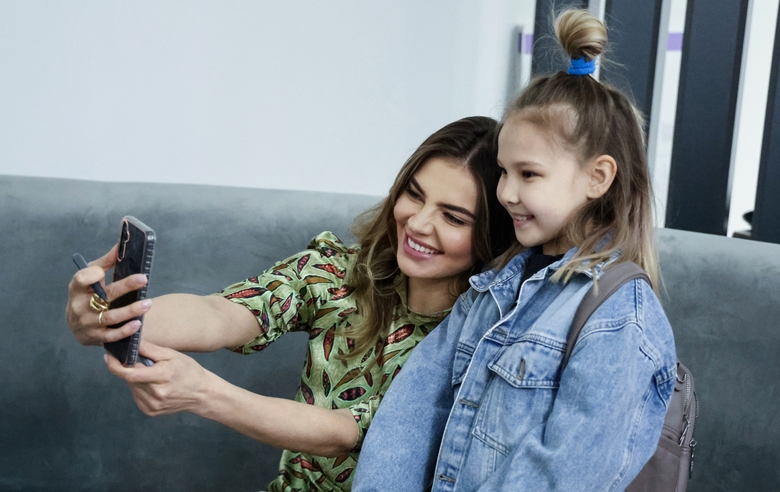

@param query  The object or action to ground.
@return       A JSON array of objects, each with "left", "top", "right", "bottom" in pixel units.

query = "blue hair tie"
[{"left": 568, "top": 56, "right": 595, "bottom": 75}]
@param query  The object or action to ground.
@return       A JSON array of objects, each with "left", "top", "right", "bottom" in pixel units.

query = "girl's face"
[
  {"left": 496, "top": 118, "right": 592, "bottom": 255},
  {"left": 394, "top": 156, "right": 478, "bottom": 287}
]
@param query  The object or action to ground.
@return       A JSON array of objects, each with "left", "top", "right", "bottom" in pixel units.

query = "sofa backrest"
[{"left": 2, "top": 175, "right": 779, "bottom": 490}]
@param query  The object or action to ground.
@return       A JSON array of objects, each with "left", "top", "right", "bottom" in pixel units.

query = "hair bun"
[{"left": 554, "top": 9, "right": 607, "bottom": 61}]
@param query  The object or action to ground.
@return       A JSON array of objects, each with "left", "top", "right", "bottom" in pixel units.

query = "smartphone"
[{"left": 105, "top": 216, "right": 155, "bottom": 366}]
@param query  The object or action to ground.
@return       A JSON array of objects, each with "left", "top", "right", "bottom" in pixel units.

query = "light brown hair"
[
  {"left": 499, "top": 8, "right": 659, "bottom": 288},
  {"left": 346, "top": 116, "right": 515, "bottom": 357}
]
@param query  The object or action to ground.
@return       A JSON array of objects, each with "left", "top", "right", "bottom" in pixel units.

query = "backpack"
[{"left": 561, "top": 262, "right": 698, "bottom": 492}]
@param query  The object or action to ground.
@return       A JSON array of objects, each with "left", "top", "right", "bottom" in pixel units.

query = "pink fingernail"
[{"left": 140, "top": 299, "right": 152, "bottom": 309}]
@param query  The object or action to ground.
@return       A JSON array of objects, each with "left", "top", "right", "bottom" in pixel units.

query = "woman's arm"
[
  {"left": 66, "top": 245, "right": 261, "bottom": 351},
  {"left": 106, "top": 340, "right": 359, "bottom": 456}
]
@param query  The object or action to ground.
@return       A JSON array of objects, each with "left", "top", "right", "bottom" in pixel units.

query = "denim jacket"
[{"left": 353, "top": 247, "right": 677, "bottom": 492}]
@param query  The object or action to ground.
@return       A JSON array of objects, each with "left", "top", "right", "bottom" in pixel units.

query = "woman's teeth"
[{"left": 408, "top": 237, "right": 439, "bottom": 254}]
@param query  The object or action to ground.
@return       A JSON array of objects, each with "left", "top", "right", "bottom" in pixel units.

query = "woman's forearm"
[
  {"left": 142, "top": 294, "right": 260, "bottom": 352},
  {"left": 196, "top": 370, "right": 359, "bottom": 457}
]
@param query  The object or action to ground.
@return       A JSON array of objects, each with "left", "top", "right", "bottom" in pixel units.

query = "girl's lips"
[
  {"left": 511, "top": 214, "right": 534, "bottom": 227},
  {"left": 402, "top": 234, "right": 441, "bottom": 259}
]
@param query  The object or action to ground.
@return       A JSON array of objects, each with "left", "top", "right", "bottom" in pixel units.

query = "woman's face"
[{"left": 394, "top": 156, "right": 478, "bottom": 287}]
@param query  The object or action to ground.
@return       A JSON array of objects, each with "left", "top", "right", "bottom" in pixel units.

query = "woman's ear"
[{"left": 586, "top": 155, "right": 617, "bottom": 199}]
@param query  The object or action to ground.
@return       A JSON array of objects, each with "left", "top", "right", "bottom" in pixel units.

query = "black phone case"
[{"left": 104, "top": 216, "right": 155, "bottom": 366}]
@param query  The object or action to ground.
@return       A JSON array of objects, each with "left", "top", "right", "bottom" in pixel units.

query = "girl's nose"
[
  {"left": 498, "top": 180, "right": 520, "bottom": 206},
  {"left": 406, "top": 207, "right": 435, "bottom": 235}
]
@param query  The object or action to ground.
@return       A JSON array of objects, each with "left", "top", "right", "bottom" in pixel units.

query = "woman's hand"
[
  {"left": 106, "top": 342, "right": 359, "bottom": 457},
  {"left": 105, "top": 340, "right": 209, "bottom": 416},
  {"left": 65, "top": 245, "right": 152, "bottom": 346}
]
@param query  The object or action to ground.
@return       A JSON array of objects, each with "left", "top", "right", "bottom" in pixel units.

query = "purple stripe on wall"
[
  {"left": 668, "top": 32, "right": 683, "bottom": 51},
  {"left": 524, "top": 33, "right": 534, "bottom": 54}
]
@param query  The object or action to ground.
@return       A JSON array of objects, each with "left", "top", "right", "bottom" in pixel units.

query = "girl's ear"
[{"left": 586, "top": 155, "right": 617, "bottom": 199}]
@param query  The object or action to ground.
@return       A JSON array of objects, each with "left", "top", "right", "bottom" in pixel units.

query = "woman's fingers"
[
  {"left": 65, "top": 245, "right": 150, "bottom": 346},
  {"left": 94, "top": 298, "right": 152, "bottom": 330}
]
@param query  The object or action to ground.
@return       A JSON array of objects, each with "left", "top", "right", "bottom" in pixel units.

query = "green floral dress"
[{"left": 217, "top": 232, "right": 448, "bottom": 491}]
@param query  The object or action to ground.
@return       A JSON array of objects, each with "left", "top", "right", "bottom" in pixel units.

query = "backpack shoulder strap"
[{"left": 561, "top": 262, "right": 652, "bottom": 371}]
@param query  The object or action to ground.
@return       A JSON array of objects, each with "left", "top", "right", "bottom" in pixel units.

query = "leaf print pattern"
[
  {"left": 314, "top": 262, "right": 346, "bottom": 278},
  {"left": 322, "top": 370, "right": 331, "bottom": 397},
  {"left": 297, "top": 254, "right": 311, "bottom": 274},
  {"left": 225, "top": 287, "right": 267, "bottom": 299},
  {"left": 387, "top": 324, "right": 414, "bottom": 344},
  {"left": 338, "top": 387, "right": 366, "bottom": 401},
  {"left": 215, "top": 232, "right": 448, "bottom": 491},
  {"left": 328, "top": 285, "right": 352, "bottom": 301},
  {"left": 300, "top": 383, "right": 315, "bottom": 405},
  {"left": 323, "top": 326, "right": 335, "bottom": 361},
  {"left": 334, "top": 368, "right": 362, "bottom": 388}
]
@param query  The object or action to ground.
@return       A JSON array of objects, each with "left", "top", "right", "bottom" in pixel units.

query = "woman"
[{"left": 65, "top": 116, "right": 514, "bottom": 491}]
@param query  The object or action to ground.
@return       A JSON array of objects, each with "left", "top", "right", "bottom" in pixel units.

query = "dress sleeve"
[
  {"left": 348, "top": 395, "right": 382, "bottom": 451},
  {"left": 216, "top": 231, "right": 353, "bottom": 354},
  {"left": 351, "top": 292, "right": 472, "bottom": 491}
]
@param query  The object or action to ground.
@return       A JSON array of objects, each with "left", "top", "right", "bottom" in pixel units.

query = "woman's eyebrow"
[
  {"left": 410, "top": 177, "right": 476, "bottom": 219},
  {"left": 441, "top": 203, "right": 477, "bottom": 219}
]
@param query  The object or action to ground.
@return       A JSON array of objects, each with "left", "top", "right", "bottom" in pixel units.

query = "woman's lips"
[{"left": 402, "top": 234, "right": 441, "bottom": 259}]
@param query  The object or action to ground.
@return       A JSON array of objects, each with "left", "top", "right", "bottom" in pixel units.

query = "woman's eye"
[
  {"left": 444, "top": 213, "right": 468, "bottom": 226},
  {"left": 498, "top": 167, "right": 507, "bottom": 175},
  {"left": 521, "top": 170, "right": 538, "bottom": 179},
  {"left": 406, "top": 188, "right": 422, "bottom": 200}
]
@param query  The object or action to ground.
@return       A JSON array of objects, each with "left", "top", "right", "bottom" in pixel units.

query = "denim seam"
[
  {"left": 472, "top": 425, "right": 511, "bottom": 456},
  {"left": 608, "top": 381, "right": 654, "bottom": 492}
]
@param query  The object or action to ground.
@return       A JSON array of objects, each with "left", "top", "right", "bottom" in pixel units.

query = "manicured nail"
[{"left": 140, "top": 299, "right": 152, "bottom": 309}]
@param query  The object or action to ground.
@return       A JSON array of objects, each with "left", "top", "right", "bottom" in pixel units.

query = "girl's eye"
[
  {"left": 522, "top": 170, "right": 538, "bottom": 179},
  {"left": 444, "top": 213, "right": 468, "bottom": 226},
  {"left": 498, "top": 167, "right": 507, "bottom": 174}
]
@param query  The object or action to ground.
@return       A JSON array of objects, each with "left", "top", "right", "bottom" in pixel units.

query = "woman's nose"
[{"left": 406, "top": 207, "right": 435, "bottom": 235}]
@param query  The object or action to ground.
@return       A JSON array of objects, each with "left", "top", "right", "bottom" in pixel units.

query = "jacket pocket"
[
  {"left": 451, "top": 342, "right": 476, "bottom": 387},
  {"left": 473, "top": 338, "right": 564, "bottom": 455}
]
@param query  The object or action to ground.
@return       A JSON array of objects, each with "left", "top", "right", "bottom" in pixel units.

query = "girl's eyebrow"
[
  {"left": 498, "top": 158, "right": 544, "bottom": 168},
  {"left": 409, "top": 177, "right": 477, "bottom": 219}
]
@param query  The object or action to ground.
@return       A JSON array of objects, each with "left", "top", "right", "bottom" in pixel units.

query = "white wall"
[
  {"left": 1, "top": 1, "right": 774, "bottom": 237},
  {"left": 0, "top": 1, "right": 534, "bottom": 197},
  {"left": 728, "top": 0, "right": 780, "bottom": 236}
]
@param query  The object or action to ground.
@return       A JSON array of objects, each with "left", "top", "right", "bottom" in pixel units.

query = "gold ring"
[
  {"left": 98, "top": 311, "right": 106, "bottom": 326},
  {"left": 89, "top": 293, "right": 109, "bottom": 312}
]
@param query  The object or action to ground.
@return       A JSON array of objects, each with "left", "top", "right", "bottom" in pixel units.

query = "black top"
[{"left": 520, "top": 252, "right": 564, "bottom": 285}]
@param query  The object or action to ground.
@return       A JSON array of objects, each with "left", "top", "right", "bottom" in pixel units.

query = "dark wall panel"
[
  {"left": 752, "top": 8, "right": 780, "bottom": 244},
  {"left": 601, "top": 0, "right": 663, "bottom": 123},
  {"left": 665, "top": 0, "right": 750, "bottom": 234}
]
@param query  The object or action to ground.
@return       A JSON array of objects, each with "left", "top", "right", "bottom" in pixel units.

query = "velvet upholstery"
[{"left": 1, "top": 174, "right": 778, "bottom": 491}]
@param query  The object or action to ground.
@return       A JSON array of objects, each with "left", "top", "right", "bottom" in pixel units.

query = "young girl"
[
  {"left": 353, "top": 9, "right": 677, "bottom": 491},
  {"left": 64, "top": 116, "right": 515, "bottom": 491}
]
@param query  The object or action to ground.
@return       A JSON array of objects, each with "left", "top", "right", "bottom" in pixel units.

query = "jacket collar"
[{"left": 470, "top": 244, "right": 621, "bottom": 292}]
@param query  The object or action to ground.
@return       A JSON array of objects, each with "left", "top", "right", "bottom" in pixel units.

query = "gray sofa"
[{"left": 2, "top": 174, "right": 779, "bottom": 491}]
